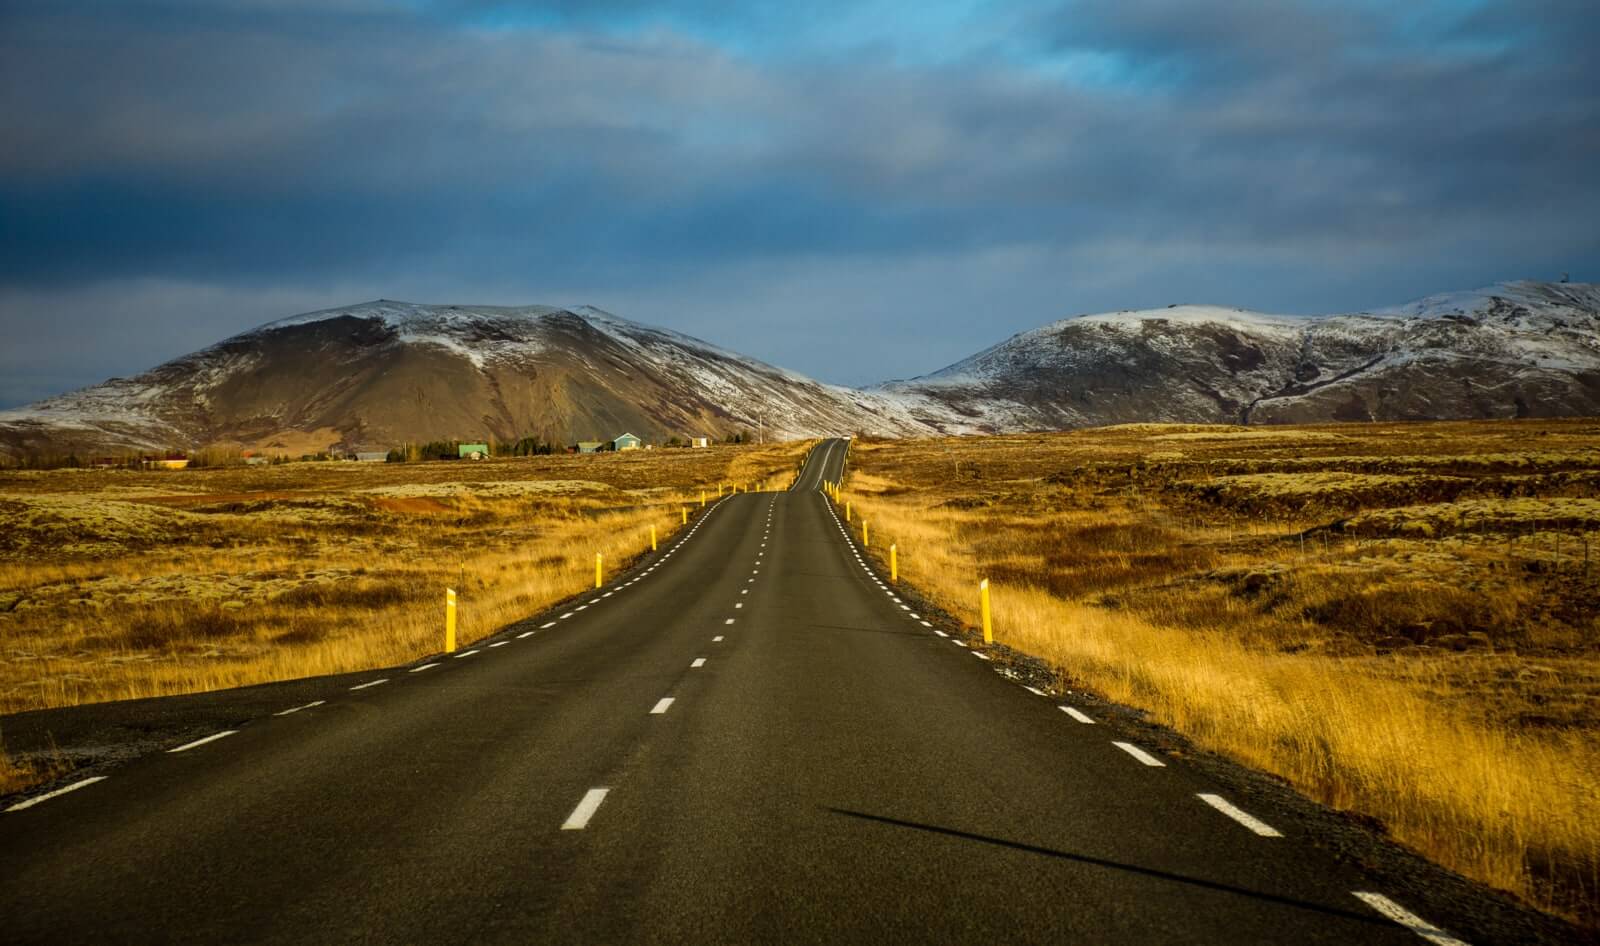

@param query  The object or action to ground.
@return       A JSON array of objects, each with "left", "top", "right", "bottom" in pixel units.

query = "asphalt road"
[{"left": 0, "top": 439, "right": 1577, "bottom": 943}]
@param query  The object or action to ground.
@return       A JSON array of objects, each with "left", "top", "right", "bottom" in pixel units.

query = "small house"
[
  {"left": 690, "top": 437, "right": 709, "bottom": 448},
  {"left": 613, "top": 432, "right": 642, "bottom": 452},
  {"left": 458, "top": 443, "right": 490, "bottom": 460},
  {"left": 574, "top": 441, "right": 605, "bottom": 454}
]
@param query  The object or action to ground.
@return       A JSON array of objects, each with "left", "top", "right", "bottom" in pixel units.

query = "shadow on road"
[{"left": 824, "top": 807, "right": 1390, "bottom": 928}]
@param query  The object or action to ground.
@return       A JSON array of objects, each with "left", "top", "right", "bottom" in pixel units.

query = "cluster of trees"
[{"left": 384, "top": 437, "right": 561, "bottom": 463}]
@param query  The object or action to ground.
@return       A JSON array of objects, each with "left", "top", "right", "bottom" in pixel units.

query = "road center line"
[
  {"left": 5, "top": 776, "right": 109, "bottom": 813},
  {"left": 350, "top": 678, "right": 389, "bottom": 690},
  {"left": 275, "top": 700, "right": 327, "bottom": 714},
  {"left": 518, "top": 630, "right": 536, "bottom": 638},
  {"left": 1352, "top": 893, "right": 1470, "bottom": 945},
  {"left": 454, "top": 649, "right": 479, "bottom": 658},
  {"left": 713, "top": 635, "right": 724, "bottom": 642},
  {"left": 1197, "top": 794, "right": 1282, "bottom": 837},
  {"left": 1113, "top": 742, "right": 1166, "bottom": 767},
  {"left": 651, "top": 697, "right": 675, "bottom": 714},
  {"left": 408, "top": 664, "right": 439, "bottom": 673},
  {"left": 725, "top": 618, "right": 736, "bottom": 625},
  {"left": 561, "top": 788, "right": 610, "bottom": 830},
  {"left": 691, "top": 658, "right": 706, "bottom": 668},
  {"left": 168, "top": 731, "right": 238, "bottom": 753}
]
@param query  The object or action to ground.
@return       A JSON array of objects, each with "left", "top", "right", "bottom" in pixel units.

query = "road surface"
[{"left": 0, "top": 439, "right": 1565, "bottom": 943}]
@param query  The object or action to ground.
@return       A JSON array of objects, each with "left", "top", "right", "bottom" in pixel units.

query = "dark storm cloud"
[{"left": 0, "top": 0, "right": 1595, "bottom": 404}]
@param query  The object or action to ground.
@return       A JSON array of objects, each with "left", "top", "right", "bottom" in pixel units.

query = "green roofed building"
[{"left": 458, "top": 443, "right": 489, "bottom": 460}]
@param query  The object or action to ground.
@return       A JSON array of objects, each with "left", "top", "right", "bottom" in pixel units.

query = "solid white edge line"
[
  {"left": 350, "top": 678, "right": 389, "bottom": 690},
  {"left": 1352, "top": 893, "right": 1471, "bottom": 946},
  {"left": 276, "top": 699, "right": 328, "bottom": 714},
  {"left": 1197, "top": 794, "right": 1282, "bottom": 837},
  {"left": 650, "top": 697, "right": 675, "bottom": 714},
  {"left": 5, "top": 776, "right": 109, "bottom": 812},
  {"left": 1059, "top": 705, "right": 1095, "bottom": 724},
  {"left": 691, "top": 658, "right": 706, "bottom": 668},
  {"left": 168, "top": 731, "right": 237, "bottom": 753},
  {"left": 408, "top": 664, "right": 439, "bottom": 673},
  {"left": 561, "top": 788, "right": 610, "bottom": 830},
  {"left": 1112, "top": 741, "right": 1166, "bottom": 767}
]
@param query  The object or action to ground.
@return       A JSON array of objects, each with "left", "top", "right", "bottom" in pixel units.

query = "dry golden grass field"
[
  {"left": 838, "top": 419, "right": 1600, "bottom": 925},
  {"left": 0, "top": 442, "right": 807, "bottom": 792}
]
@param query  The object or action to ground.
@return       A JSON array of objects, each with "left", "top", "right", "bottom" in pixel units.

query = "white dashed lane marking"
[
  {"left": 1352, "top": 893, "right": 1470, "bottom": 946},
  {"left": 275, "top": 700, "right": 326, "bottom": 714},
  {"left": 713, "top": 635, "right": 724, "bottom": 642},
  {"left": 454, "top": 649, "right": 479, "bottom": 659},
  {"left": 1197, "top": 794, "right": 1282, "bottom": 837},
  {"left": 518, "top": 630, "right": 536, "bottom": 639},
  {"left": 408, "top": 664, "right": 439, "bottom": 674},
  {"left": 350, "top": 678, "right": 388, "bottom": 690},
  {"left": 168, "top": 731, "right": 237, "bottom": 754},
  {"left": 1059, "top": 705, "right": 1095, "bottom": 724},
  {"left": 691, "top": 658, "right": 707, "bottom": 668},
  {"left": 561, "top": 788, "right": 610, "bottom": 830},
  {"left": 650, "top": 697, "right": 675, "bottom": 715},
  {"left": 5, "top": 776, "right": 109, "bottom": 813},
  {"left": 725, "top": 618, "right": 736, "bottom": 625},
  {"left": 1113, "top": 742, "right": 1166, "bottom": 767},
  {"left": 489, "top": 641, "right": 508, "bottom": 648}
]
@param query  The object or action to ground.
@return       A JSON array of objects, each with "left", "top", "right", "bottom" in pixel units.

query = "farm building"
[
  {"left": 613, "top": 432, "right": 642, "bottom": 451},
  {"left": 573, "top": 441, "right": 605, "bottom": 453},
  {"left": 354, "top": 451, "right": 388, "bottom": 463},
  {"left": 690, "top": 437, "right": 709, "bottom": 448},
  {"left": 458, "top": 443, "right": 490, "bottom": 460}
]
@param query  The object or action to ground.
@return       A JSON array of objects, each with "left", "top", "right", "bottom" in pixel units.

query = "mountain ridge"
[{"left": 2, "top": 280, "right": 1596, "bottom": 458}]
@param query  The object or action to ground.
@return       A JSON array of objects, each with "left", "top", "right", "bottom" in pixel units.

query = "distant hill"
[
  {"left": 878, "top": 280, "right": 1600, "bottom": 430},
  {"left": 3, "top": 281, "right": 1596, "bottom": 458},
  {"left": 0, "top": 302, "right": 937, "bottom": 457}
]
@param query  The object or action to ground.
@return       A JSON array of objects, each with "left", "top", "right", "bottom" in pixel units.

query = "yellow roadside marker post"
[
  {"left": 863, "top": 520, "right": 870, "bottom": 547},
  {"left": 445, "top": 588, "right": 457, "bottom": 653},
  {"left": 890, "top": 544, "right": 898, "bottom": 582},
  {"left": 681, "top": 506, "right": 688, "bottom": 524},
  {"left": 980, "top": 579, "right": 992, "bottom": 645},
  {"left": 846, "top": 501, "right": 852, "bottom": 523},
  {"left": 651, "top": 525, "right": 657, "bottom": 551},
  {"left": 595, "top": 552, "right": 603, "bottom": 589},
  {"left": 701, "top": 490, "right": 706, "bottom": 507}
]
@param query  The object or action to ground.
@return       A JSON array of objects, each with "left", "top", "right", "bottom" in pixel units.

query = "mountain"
[
  {"left": 0, "top": 302, "right": 937, "bottom": 457},
  {"left": 3, "top": 281, "right": 1596, "bottom": 459},
  {"left": 878, "top": 280, "right": 1600, "bottom": 430}
]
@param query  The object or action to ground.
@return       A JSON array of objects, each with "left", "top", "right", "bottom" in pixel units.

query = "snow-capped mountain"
[
  {"left": 0, "top": 302, "right": 940, "bottom": 456},
  {"left": 878, "top": 280, "right": 1600, "bottom": 429},
  {"left": 2, "top": 281, "right": 1595, "bottom": 458}
]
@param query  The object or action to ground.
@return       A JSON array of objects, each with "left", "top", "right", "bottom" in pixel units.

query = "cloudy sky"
[{"left": 1, "top": 0, "right": 1595, "bottom": 406}]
